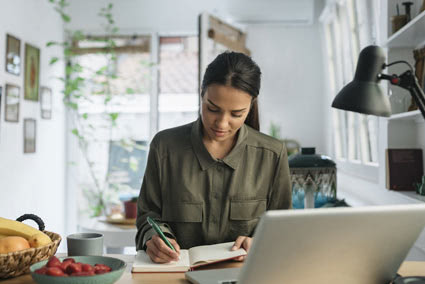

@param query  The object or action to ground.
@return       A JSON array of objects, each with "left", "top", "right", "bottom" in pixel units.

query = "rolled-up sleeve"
[
  {"left": 135, "top": 139, "right": 176, "bottom": 250},
  {"left": 267, "top": 143, "right": 292, "bottom": 210}
]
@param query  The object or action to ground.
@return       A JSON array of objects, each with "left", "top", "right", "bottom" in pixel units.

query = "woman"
[{"left": 136, "top": 51, "right": 292, "bottom": 263}]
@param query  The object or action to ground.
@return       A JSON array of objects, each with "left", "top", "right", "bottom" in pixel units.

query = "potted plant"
[{"left": 124, "top": 197, "right": 138, "bottom": 219}]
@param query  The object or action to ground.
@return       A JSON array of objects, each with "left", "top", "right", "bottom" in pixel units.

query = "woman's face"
[{"left": 201, "top": 84, "right": 252, "bottom": 143}]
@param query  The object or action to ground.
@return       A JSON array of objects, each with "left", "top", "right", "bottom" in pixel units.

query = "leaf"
[
  {"left": 82, "top": 113, "right": 88, "bottom": 119},
  {"left": 126, "top": 88, "right": 135, "bottom": 94},
  {"left": 61, "top": 13, "right": 71, "bottom": 23},
  {"left": 49, "top": 57, "right": 59, "bottom": 65},
  {"left": 72, "top": 30, "right": 85, "bottom": 41},
  {"left": 96, "top": 66, "right": 108, "bottom": 75},
  {"left": 46, "top": 41, "right": 58, "bottom": 47},
  {"left": 65, "top": 101, "right": 78, "bottom": 110},
  {"left": 109, "top": 113, "right": 119, "bottom": 121},
  {"left": 71, "top": 128, "right": 79, "bottom": 136}
]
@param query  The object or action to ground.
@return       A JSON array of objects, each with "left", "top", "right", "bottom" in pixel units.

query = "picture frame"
[
  {"left": 5, "top": 34, "right": 21, "bottom": 76},
  {"left": 40, "top": 86, "right": 52, "bottom": 119},
  {"left": 24, "top": 43, "right": 40, "bottom": 101},
  {"left": 5, "top": 84, "right": 20, "bottom": 122},
  {"left": 23, "top": 118, "right": 36, "bottom": 153}
]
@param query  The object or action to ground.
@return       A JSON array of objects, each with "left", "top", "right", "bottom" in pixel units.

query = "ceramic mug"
[{"left": 67, "top": 232, "right": 104, "bottom": 256}]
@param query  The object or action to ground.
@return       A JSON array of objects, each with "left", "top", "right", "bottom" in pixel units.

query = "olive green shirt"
[{"left": 136, "top": 118, "right": 292, "bottom": 250}]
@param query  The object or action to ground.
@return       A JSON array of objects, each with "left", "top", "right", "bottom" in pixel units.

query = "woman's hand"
[
  {"left": 231, "top": 236, "right": 253, "bottom": 261},
  {"left": 146, "top": 234, "right": 181, "bottom": 263}
]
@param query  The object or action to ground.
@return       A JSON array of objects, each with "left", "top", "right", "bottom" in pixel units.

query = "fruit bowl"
[
  {"left": 30, "top": 256, "right": 127, "bottom": 284},
  {"left": 0, "top": 231, "right": 61, "bottom": 279}
]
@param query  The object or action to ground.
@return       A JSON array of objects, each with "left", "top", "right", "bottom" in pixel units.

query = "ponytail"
[{"left": 245, "top": 99, "right": 259, "bottom": 131}]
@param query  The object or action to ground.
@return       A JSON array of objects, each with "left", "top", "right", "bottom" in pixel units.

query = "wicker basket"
[{"left": 0, "top": 231, "right": 61, "bottom": 279}]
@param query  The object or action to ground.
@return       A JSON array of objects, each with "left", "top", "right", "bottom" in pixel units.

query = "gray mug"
[{"left": 67, "top": 233, "right": 104, "bottom": 256}]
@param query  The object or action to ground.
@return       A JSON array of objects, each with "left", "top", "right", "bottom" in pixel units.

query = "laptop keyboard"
[{"left": 220, "top": 281, "right": 237, "bottom": 284}]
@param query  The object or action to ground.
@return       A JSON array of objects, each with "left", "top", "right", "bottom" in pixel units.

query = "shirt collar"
[{"left": 191, "top": 118, "right": 248, "bottom": 171}]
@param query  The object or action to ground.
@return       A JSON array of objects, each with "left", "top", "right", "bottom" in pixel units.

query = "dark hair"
[{"left": 201, "top": 51, "right": 262, "bottom": 131}]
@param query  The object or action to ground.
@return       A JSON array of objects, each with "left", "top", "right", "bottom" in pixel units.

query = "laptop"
[{"left": 185, "top": 204, "right": 425, "bottom": 284}]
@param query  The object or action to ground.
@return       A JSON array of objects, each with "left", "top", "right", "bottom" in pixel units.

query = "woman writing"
[{"left": 136, "top": 51, "right": 292, "bottom": 263}]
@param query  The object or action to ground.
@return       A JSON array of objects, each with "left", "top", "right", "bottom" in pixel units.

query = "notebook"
[{"left": 132, "top": 242, "right": 246, "bottom": 272}]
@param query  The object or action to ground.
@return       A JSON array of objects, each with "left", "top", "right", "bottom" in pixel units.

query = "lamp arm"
[
  {"left": 408, "top": 75, "right": 425, "bottom": 120},
  {"left": 384, "top": 60, "right": 414, "bottom": 72},
  {"left": 388, "top": 70, "right": 425, "bottom": 120}
]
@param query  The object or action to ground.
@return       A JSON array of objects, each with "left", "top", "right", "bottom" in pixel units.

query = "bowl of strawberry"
[{"left": 30, "top": 255, "right": 126, "bottom": 284}]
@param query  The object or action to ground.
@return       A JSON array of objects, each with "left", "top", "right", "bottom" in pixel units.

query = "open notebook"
[{"left": 132, "top": 242, "right": 247, "bottom": 272}]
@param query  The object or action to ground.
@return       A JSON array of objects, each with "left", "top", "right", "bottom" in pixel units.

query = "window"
[
  {"left": 73, "top": 36, "right": 151, "bottom": 195},
  {"left": 70, "top": 34, "right": 200, "bottom": 216},
  {"left": 320, "top": 0, "right": 379, "bottom": 181}
]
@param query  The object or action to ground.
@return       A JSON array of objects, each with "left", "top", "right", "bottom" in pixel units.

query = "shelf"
[
  {"left": 387, "top": 110, "right": 424, "bottom": 122},
  {"left": 385, "top": 10, "right": 425, "bottom": 48},
  {"left": 396, "top": 191, "right": 425, "bottom": 203}
]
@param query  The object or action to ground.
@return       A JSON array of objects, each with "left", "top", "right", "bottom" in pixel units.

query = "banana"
[
  {"left": 0, "top": 217, "right": 52, "bottom": 248},
  {"left": 28, "top": 233, "right": 52, "bottom": 248}
]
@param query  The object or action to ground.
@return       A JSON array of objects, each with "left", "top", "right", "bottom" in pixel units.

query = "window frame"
[{"left": 320, "top": 0, "right": 379, "bottom": 183}]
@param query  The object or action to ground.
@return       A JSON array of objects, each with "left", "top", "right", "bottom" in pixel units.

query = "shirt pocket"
[
  {"left": 162, "top": 202, "right": 203, "bottom": 223},
  {"left": 230, "top": 199, "right": 267, "bottom": 220},
  {"left": 228, "top": 199, "right": 266, "bottom": 238}
]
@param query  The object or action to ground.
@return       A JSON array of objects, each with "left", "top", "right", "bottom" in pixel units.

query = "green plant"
[
  {"left": 47, "top": 0, "right": 146, "bottom": 217},
  {"left": 269, "top": 121, "right": 300, "bottom": 156},
  {"left": 269, "top": 121, "right": 281, "bottom": 140},
  {"left": 415, "top": 175, "right": 425, "bottom": 196}
]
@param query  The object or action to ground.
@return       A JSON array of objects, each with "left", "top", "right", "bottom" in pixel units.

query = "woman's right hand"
[{"left": 146, "top": 234, "right": 180, "bottom": 263}]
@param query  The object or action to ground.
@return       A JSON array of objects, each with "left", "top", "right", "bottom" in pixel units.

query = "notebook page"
[
  {"left": 132, "top": 249, "right": 190, "bottom": 272},
  {"left": 188, "top": 242, "right": 247, "bottom": 266}
]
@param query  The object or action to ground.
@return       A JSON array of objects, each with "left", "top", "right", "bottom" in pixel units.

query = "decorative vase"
[{"left": 289, "top": 147, "right": 337, "bottom": 209}]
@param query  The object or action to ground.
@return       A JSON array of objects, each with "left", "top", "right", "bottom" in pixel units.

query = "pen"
[{"left": 147, "top": 216, "right": 176, "bottom": 252}]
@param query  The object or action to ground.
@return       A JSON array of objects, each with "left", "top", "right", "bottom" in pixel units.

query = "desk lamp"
[{"left": 332, "top": 45, "right": 425, "bottom": 120}]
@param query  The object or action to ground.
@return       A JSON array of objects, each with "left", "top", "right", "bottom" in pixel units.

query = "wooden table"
[{"left": 0, "top": 255, "right": 424, "bottom": 284}]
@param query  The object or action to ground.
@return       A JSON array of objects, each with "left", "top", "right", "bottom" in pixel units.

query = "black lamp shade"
[{"left": 332, "top": 45, "right": 392, "bottom": 117}]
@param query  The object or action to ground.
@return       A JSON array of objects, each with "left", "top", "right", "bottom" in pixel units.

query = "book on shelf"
[
  {"left": 386, "top": 148, "right": 424, "bottom": 191},
  {"left": 131, "top": 242, "right": 246, "bottom": 273}
]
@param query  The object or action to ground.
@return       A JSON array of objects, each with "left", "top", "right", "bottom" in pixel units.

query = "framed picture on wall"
[
  {"left": 5, "top": 34, "right": 21, "bottom": 76},
  {"left": 5, "top": 84, "right": 20, "bottom": 122},
  {"left": 24, "top": 118, "right": 36, "bottom": 153},
  {"left": 40, "top": 86, "right": 52, "bottom": 119},
  {"left": 24, "top": 43, "right": 40, "bottom": 101}
]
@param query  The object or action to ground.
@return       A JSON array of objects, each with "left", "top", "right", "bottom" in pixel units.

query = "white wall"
[
  {"left": 250, "top": 1, "right": 326, "bottom": 153},
  {"left": 67, "top": 0, "right": 327, "bottom": 154},
  {"left": 0, "top": 0, "right": 66, "bottom": 244},
  {"left": 66, "top": 0, "right": 228, "bottom": 34}
]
